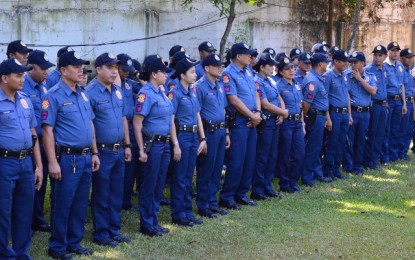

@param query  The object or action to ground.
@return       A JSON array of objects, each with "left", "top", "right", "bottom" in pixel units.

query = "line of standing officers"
[{"left": 0, "top": 39, "right": 414, "bottom": 259}]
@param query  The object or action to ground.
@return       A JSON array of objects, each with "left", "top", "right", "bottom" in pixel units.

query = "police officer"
[
  {"left": 165, "top": 51, "right": 192, "bottom": 93},
  {"left": 6, "top": 40, "right": 33, "bottom": 66},
  {"left": 46, "top": 46, "right": 73, "bottom": 89},
  {"left": 80, "top": 68, "right": 91, "bottom": 87},
  {"left": 289, "top": 48, "right": 302, "bottom": 67},
  {"left": 323, "top": 49, "right": 351, "bottom": 179},
  {"left": 252, "top": 53, "right": 288, "bottom": 198},
  {"left": 195, "top": 41, "right": 216, "bottom": 80},
  {"left": 219, "top": 42, "right": 261, "bottom": 209},
  {"left": 276, "top": 56, "right": 305, "bottom": 193},
  {"left": 23, "top": 50, "right": 55, "bottom": 233},
  {"left": 302, "top": 53, "right": 332, "bottom": 186},
  {"left": 42, "top": 51, "right": 98, "bottom": 259},
  {"left": 343, "top": 52, "right": 377, "bottom": 174},
  {"left": 295, "top": 52, "right": 312, "bottom": 85},
  {"left": 168, "top": 58, "right": 207, "bottom": 226},
  {"left": 87, "top": 53, "right": 132, "bottom": 247},
  {"left": 364, "top": 45, "right": 388, "bottom": 169},
  {"left": 117, "top": 53, "right": 140, "bottom": 211},
  {"left": 397, "top": 48, "right": 415, "bottom": 160},
  {"left": 133, "top": 54, "right": 173, "bottom": 237},
  {"left": 194, "top": 54, "right": 230, "bottom": 217},
  {"left": 383, "top": 42, "right": 406, "bottom": 163},
  {"left": 0, "top": 59, "right": 42, "bottom": 260}
]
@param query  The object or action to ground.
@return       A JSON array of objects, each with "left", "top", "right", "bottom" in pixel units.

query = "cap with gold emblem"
[
  {"left": 6, "top": 40, "right": 33, "bottom": 56},
  {"left": 58, "top": 51, "right": 90, "bottom": 69}
]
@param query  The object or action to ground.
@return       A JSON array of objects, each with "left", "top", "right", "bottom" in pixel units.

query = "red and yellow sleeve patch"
[
  {"left": 168, "top": 92, "right": 174, "bottom": 100},
  {"left": 308, "top": 84, "right": 315, "bottom": 91},
  {"left": 137, "top": 93, "right": 146, "bottom": 103},
  {"left": 222, "top": 74, "right": 230, "bottom": 84},
  {"left": 42, "top": 99, "right": 50, "bottom": 110}
]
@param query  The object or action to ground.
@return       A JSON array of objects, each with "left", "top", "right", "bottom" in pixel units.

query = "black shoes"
[
  {"left": 219, "top": 200, "right": 241, "bottom": 210},
  {"left": 317, "top": 176, "right": 333, "bottom": 183},
  {"left": 93, "top": 237, "right": 118, "bottom": 247},
  {"left": 265, "top": 190, "right": 282, "bottom": 199},
  {"left": 112, "top": 235, "right": 131, "bottom": 243},
  {"left": 198, "top": 209, "right": 218, "bottom": 218},
  {"left": 235, "top": 197, "right": 257, "bottom": 206},
  {"left": 32, "top": 223, "right": 51, "bottom": 232},
  {"left": 140, "top": 227, "right": 163, "bottom": 237},
  {"left": 173, "top": 218, "right": 194, "bottom": 227},
  {"left": 154, "top": 225, "right": 170, "bottom": 234},
  {"left": 250, "top": 193, "right": 269, "bottom": 201},
  {"left": 48, "top": 250, "right": 72, "bottom": 260},
  {"left": 210, "top": 206, "right": 228, "bottom": 215},
  {"left": 67, "top": 246, "right": 93, "bottom": 256}
]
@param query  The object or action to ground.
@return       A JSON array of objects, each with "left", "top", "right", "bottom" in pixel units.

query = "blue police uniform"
[
  {"left": 398, "top": 66, "right": 415, "bottom": 159},
  {"left": 302, "top": 69, "right": 329, "bottom": 185},
  {"left": 134, "top": 82, "right": 173, "bottom": 231},
  {"left": 323, "top": 69, "right": 350, "bottom": 178},
  {"left": 195, "top": 62, "right": 204, "bottom": 81},
  {"left": 364, "top": 62, "right": 388, "bottom": 169},
  {"left": 168, "top": 82, "right": 201, "bottom": 222},
  {"left": 277, "top": 78, "right": 304, "bottom": 192},
  {"left": 0, "top": 89, "right": 36, "bottom": 260},
  {"left": 42, "top": 80, "right": 94, "bottom": 253},
  {"left": 121, "top": 77, "right": 141, "bottom": 210},
  {"left": 343, "top": 70, "right": 376, "bottom": 173},
  {"left": 194, "top": 75, "right": 227, "bottom": 211},
  {"left": 294, "top": 69, "right": 306, "bottom": 85},
  {"left": 383, "top": 59, "right": 405, "bottom": 162},
  {"left": 253, "top": 74, "right": 281, "bottom": 195},
  {"left": 86, "top": 79, "right": 127, "bottom": 242},
  {"left": 22, "top": 74, "right": 50, "bottom": 230},
  {"left": 46, "top": 68, "right": 61, "bottom": 89},
  {"left": 219, "top": 62, "right": 258, "bottom": 203}
]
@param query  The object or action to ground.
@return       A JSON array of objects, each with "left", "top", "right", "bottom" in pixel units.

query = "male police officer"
[
  {"left": 397, "top": 48, "right": 415, "bottom": 160},
  {"left": 195, "top": 54, "right": 230, "bottom": 218},
  {"left": 343, "top": 52, "right": 376, "bottom": 174},
  {"left": 383, "top": 42, "right": 406, "bottom": 163},
  {"left": 219, "top": 42, "right": 261, "bottom": 209},
  {"left": 0, "top": 58, "right": 43, "bottom": 260},
  {"left": 23, "top": 50, "right": 55, "bottom": 233},
  {"left": 289, "top": 48, "right": 302, "bottom": 67},
  {"left": 295, "top": 52, "right": 312, "bottom": 85},
  {"left": 323, "top": 49, "right": 351, "bottom": 179},
  {"left": 46, "top": 46, "right": 73, "bottom": 89},
  {"left": 6, "top": 40, "right": 33, "bottom": 66},
  {"left": 302, "top": 53, "right": 332, "bottom": 186},
  {"left": 42, "top": 51, "right": 99, "bottom": 259},
  {"left": 364, "top": 45, "right": 388, "bottom": 169},
  {"left": 195, "top": 41, "right": 216, "bottom": 80},
  {"left": 87, "top": 52, "right": 132, "bottom": 247}
]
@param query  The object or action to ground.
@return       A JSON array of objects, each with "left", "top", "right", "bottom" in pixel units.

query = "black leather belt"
[
  {"left": 58, "top": 146, "right": 91, "bottom": 155},
  {"left": 372, "top": 99, "right": 388, "bottom": 106},
  {"left": 0, "top": 148, "right": 33, "bottom": 159},
  {"left": 203, "top": 120, "right": 226, "bottom": 130},
  {"left": 406, "top": 96, "right": 414, "bottom": 102},
  {"left": 388, "top": 94, "right": 401, "bottom": 101},
  {"left": 329, "top": 106, "right": 348, "bottom": 113},
  {"left": 286, "top": 114, "right": 301, "bottom": 120},
  {"left": 311, "top": 109, "right": 327, "bottom": 116},
  {"left": 179, "top": 125, "right": 198, "bottom": 133},
  {"left": 265, "top": 114, "right": 277, "bottom": 120},
  {"left": 97, "top": 143, "right": 123, "bottom": 151},
  {"left": 351, "top": 106, "right": 371, "bottom": 112},
  {"left": 153, "top": 135, "right": 171, "bottom": 143}
]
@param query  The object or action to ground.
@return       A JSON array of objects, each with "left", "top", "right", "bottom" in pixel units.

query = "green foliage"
[{"left": 181, "top": 0, "right": 265, "bottom": 17}]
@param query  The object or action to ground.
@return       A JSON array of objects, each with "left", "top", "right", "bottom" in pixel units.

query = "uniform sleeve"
[
  {"left": 323, "top": 73, "right": 331, "bottom": 93},
  {"left": 27, "top": 99, "right": 37, "bottom": 129},
  {"left": 41, "top": 93, "right": 58, "bottom": 127},
  {"left": 135, "top": 91, "right": 152, "bottom": 117},
  {"left": 168, "top": 90, "right": 179, "bottom": 114},
  {"left": 302, "top": 81, "right": 317, "bottom": 103},
  {"left": 368, "top": 74, "right": 377, "bottom": 90},
  {"left": 83, "top": 91, "right": 95, "bottom": 120},
  {"left": 256, "top": 81, "right": 267, "bottom": 100},
  {"left": 222, "top": 72, "right": 237, "bottom": 96},
  {"left": 195, "top": 84, "right": 204, "bottom": 107},
  {"left": 192, "top": 86, "right": 201, "bottom": 113}
]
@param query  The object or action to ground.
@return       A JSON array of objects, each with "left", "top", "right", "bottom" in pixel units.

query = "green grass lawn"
[{"left": 30, "top": 158, "right": 415, "bottom": 259}]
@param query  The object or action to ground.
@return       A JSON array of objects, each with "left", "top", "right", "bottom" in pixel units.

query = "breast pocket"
[
  {"left": 155, "top": 100, "right": 172, "bottom": 117},
  {"left": 96, "top": 102, "right": 112, "bottom": 112},
  {"left": 0, "top": 110, "right": 16, "bottom": 123}
]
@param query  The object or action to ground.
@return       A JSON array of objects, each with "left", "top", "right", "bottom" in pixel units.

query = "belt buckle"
[
  {"left": 193, "top": 125, "right": 198, "bottom": 132},
  {"left": 81, "top": 148, "right": 89, "bottom": 156},
  {"left": 113, "top": 143, "right": 120, "bottom": 151},
  {"left": 166, "top": 136, "right": 171, "bottom": 143},
  {"left": 395, "top": 95, "right": 400, "bottom": 100},
  {"left": 382, "top": 100, "right": 387, "bottom": 106},
  {"left": 357, "top": 106, "right": 363, "bottom": 112},
  {"left": 342, "top": 108, "right": 347, "bottom": 113},
  {"left": 295, "top": 114, "right": 300, "bottom": 120},
  {"left": 19, "top": 150, "right": 26, "bottom": 160}
]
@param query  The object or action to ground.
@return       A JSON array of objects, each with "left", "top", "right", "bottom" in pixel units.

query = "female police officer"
[
  {"left": 133, "top": 54, "right": 173, "bottom": 237},
  {"left": 252, "top": 53, "right": 288, "bottom": 200},
  {"left": 276, "top": 56, "right": 305, "bottom": 193},
  {"left": 168, "top": 58, "right": 207, "bottom": 226}
]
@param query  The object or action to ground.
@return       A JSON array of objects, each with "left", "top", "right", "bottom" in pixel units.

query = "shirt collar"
[
  {"left": 147, "top": 82, "right": 160, "bottom": 94},
  {"left": 311, "top": 69, "right": 323, "bottom": 81},
  {"left": 59, "top": 79, "right": 80, "bottom": 96},
  {"left": 24, "top": 74, "right": 39, "bottom": 89}
]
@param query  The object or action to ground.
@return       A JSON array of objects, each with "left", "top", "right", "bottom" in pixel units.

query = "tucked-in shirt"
[
  {"left": 255, "top": 74, "right": 280, "bottom": 116},
  {"left": 365, "top": 62, "right": 387, "bottom": 101},
  {"left": 302, "top": 69, "right": 329, "bottom": 111},
  {"left": 346, "top": 70, "right": 376, "bottom": 107},
  {"left": 168, "top": 82, "right": 200, "bottom": 126},
  {"left": 278, "top": 78, "right": 303, "bottom": 115},
  {"left": 384, "top": 58, "right": 405, "bottom": 95},
  {"left": 194, "top": 75, "right": 227, "bottom": 122},
  {"left": 403, "top": 66, "right": 415, "bottom": 98},
  {"left": 323, "top": 69, "right": 349, "bottom": 108}
]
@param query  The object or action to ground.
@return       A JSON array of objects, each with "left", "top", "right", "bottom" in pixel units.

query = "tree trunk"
[
  {"left": 219, "top": 0, "right": 236, "bottom": 57},
  {"left": 326, "top": 0, "right": 334, "bottom": 46},
  {"left": 347, "top": 0, "right": 362, "bottom": 53}
]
